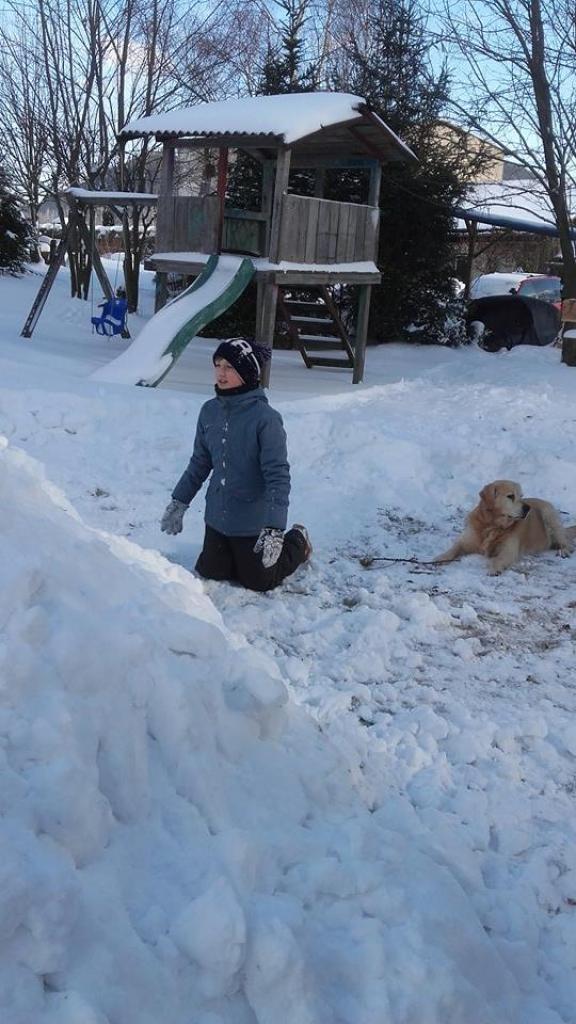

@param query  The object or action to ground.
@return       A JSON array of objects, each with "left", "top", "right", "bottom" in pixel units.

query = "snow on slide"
[{"left": 92, "top": 254, "right": 255, "bottom": 387}]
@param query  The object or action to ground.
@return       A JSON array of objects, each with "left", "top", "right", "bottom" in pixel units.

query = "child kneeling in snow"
[{"left": 160, "top": 337, "right": 312, "bottom": 592}]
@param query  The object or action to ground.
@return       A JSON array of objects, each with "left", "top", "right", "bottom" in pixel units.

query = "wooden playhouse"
[{"left": 120, "top": 92, "right": 416, "bottom": 383}]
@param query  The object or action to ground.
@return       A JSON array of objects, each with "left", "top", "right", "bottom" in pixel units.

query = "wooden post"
[
  {"left": 255, "top": 278, "right": 264, "bottom": 338},
  {"left": 82, "top": 205, "right": 96, "bottom": 300},
  {"left": 268, "top": 147, "right": 291, "bottom": 263},
  {"left": 353, "top": 284, "right": 372, "bottom": 384},
  {"left": 257, "top": 280, "right": 278, "bottom": 387},
  {"left": 560, "top": 298, "right": 576, "bottom": 365},
  {"left": 21, "top": 233, "right": 69, "bottom": 337},
  {"left": 314, "top": 168, "right": 326, "bottom": 199},
  {"left": 160, "top": 144, "right": 175, "bottom": 196},
  {"left": 216, "top": 147, "right": 229, "bottom": 251},
  {"left": 68, "top": 204, "right": 81, "bottom": 298},
  {"left": 367, "top": 161, "right": 382, "bottom": 207},
  {"left": 155, "top": 272, "right": 169, "bottom": 312},
  {"left": 261, "top": 161, "right": 275, "bottom": 254},
  {"left": 463, "top": 219, "right": 477, "bottom": 300},
  {"left": 367, "top": 162, "right": 382, "bottom": 264}
]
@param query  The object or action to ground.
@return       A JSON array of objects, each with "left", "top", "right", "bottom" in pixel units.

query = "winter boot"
[{"left": 291, "top": 524, "right": 312, "bottom": 560}]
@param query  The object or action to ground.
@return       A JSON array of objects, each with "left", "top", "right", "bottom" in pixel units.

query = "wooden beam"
[
  {"left": 268, "top": 147, "right": 292, "bottom": 263},
  {"left": 160, "top": 134, "right": 281, "bottom": 151},
  {"left": 225, "top": 208, "right": 268, "bottom": 222},
  {"left": 290, "top": 156, "right": 378, "bottom": 170},
  {"left": 160, "top": 144, "right": 175, "bottom": 196},
  {"left": 255, "top": 278, "right": 264, "bottom": 343},
  {"left": 367, "top": 164, "right": 382, "bottom": 261},
  {"left": 348, "top": 125, "right": 389, "bottom": 164},
  {"left": 256, "top": 281, "right": 278, "bottom": 386},
  {"left": 155, "top": 272, "right": 169, "bottom": 312},
  {"left": 273, "top": 270, "right": 381, "bottom": 286},
  {"left": 82, "top": 206, "right": 95, "bottom": 300},
  {"left": 314, "top": 168, "right": 326, "bottom": 199},
  {"left": 463, "top": 219, "right": 478, "bottom": 299},
  {"left": 359, "top": 106, "right": 418, "bottom": 164},
  {"left": 261, "top": 161, "right": 274, "bottom": 253},
  {"left": 367, "top": 163, "right": 382, "bottom": 207},
  {"left": 216, "top": 147, "right": 229, "bottom": 251},
  {"left": 21, "top": 232, "right": 69, "bottom": 337},
  {"left": 67, "top": 191, "right": 157, "bottom": 208},
  {"left": 237, "top": 147, "right": 270, "bottom": 164},
  {"left": 146, "top": 256, "right": 211, "bottom": 275},
  {"left": 353, "top": 285, "right": 373, "bottom": 384}
]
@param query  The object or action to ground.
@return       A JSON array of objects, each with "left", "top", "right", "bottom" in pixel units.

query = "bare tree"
[
  {"left": 0, "top": 22, "right": 51, "bottom": 225},
  {"left": 439, "top": 0, "right": 576, "bottom": 307},
  {"left": 0, "top": 0, "right": 229, "bottom": 306}
]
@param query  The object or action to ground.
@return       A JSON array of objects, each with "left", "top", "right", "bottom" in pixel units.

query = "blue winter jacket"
[{"left": 172, "top": 389, "right": 290, "bottom": 536}]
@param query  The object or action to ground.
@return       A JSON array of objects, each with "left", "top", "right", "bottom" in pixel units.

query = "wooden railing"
[
  {"left": 277, "top": 194, "right": 380, "bottom": 265},
  {"left": 222, "top": 208, "right": 267, "bottom": 256},
  {"left": 155, "top": 195, "right": 220, "bottom": 253},
  {"left": 155, "top": 192, "right": 380, "bottom": 265},
  {"left": 155, "top": 195, "right": 267, "bottom": 255}
]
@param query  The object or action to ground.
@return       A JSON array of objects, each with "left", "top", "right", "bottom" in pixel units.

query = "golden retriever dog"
[{"left": 435, "top": 480, "right": 576, "bottom": 575}]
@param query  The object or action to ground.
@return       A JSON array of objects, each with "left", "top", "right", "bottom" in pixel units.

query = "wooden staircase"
[{"left": 277, "top": 286, "right": 354, "bottom": 369}]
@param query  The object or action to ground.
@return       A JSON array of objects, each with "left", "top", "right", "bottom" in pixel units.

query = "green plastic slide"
[{"left": 92, "top": 255, "right": 255, "bottom": 387}]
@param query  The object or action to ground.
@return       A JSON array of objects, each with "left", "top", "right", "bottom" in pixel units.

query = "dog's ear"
[{"left": 479, "top": 484, "right": 493, "bottom": 507}]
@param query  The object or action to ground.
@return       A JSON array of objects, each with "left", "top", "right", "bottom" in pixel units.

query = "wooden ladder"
[{"left": 277, "top": 286, "right": 355, "bottom": 369}]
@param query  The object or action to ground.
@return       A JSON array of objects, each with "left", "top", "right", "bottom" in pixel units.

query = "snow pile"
[{"left": 0, "top": 438, "right": 523, "bottom": 1024}]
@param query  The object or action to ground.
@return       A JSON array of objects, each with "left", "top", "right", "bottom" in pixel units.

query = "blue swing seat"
[{"left": 91, "top": 297, "right": 128, "bottom": 337}]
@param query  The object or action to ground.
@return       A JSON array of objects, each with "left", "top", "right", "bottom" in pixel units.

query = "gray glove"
[
  {"left": 254, "top": 527, "right": 284, "bottom": 568},
  {"left": 160, "top": 498, "right": 188, "bottom": 535}
]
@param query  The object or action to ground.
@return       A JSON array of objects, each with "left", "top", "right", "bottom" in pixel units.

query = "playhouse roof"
[{"left": 120, "top": 92, "right": 416, "bottom": 164}]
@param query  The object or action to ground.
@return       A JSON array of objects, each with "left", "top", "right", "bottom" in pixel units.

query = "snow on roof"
[
  {"left": 456, "top": 179, "right": 562, "bottom": 232},
  {"left": 119, "top": 93, "right": 416, "bottom": 163},
  {"left": 121, "top": 93, "right": 365, "bottom": 144},
  {"left": 67, "top": 187, "right": 158, "bottom": 205}
]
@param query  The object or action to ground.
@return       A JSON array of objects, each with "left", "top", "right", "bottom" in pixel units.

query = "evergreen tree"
[
  {"left": 0, "top": 167, "right": 30, "bottom": 275},
  {"left": 259, "top": 1, "right": 318, "bottom": 96},
  {"left": 227, "top": 0, "right": 318, "bottom": 213},
  {"left": 333, "top": 0, "right": 448, "bottom": 151},
  {"left": 377, "top": 160, "right": 467, "bottom": 344},
  {"left": 331, "top": 0, "right": 474, "bottom": 344}
]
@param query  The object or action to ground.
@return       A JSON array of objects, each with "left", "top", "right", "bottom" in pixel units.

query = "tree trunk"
[
  {"left": 528, "top": 0, "right": 576, "bottom": 362},
  {"left": 123, "top": 255, "right": 140, "bottom": 314}
]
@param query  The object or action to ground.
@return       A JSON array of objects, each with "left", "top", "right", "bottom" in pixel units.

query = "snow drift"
[{"left": 0, "top": 438, "right": 522, "bottom": 1024}]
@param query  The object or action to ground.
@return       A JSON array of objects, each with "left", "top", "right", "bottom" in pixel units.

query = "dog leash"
[{"left": 358, "top": 555, "right": 441, "bottom": 568}]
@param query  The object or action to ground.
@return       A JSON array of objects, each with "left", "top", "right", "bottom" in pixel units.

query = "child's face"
[{"left": 214, "top": 358, "right": 244, "bottom": 389}]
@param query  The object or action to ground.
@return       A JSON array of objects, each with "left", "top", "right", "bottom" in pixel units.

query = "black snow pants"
[{"left": 195, "top": 524, "right": 308, "bottom": 592}]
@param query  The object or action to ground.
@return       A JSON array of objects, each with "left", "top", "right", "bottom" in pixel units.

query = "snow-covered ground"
[{"left": 1, "top": 264, "right": 576, "bottom": 1024}]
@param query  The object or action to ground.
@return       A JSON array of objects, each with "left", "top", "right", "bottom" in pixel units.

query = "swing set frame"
[{"left": 21, "top": 188, "right": 157, "bottom": 340}]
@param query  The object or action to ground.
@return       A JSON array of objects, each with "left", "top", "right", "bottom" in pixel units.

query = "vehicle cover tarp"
[{"left": 466, "top": 294, "right": 561, "bottom": 351}]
